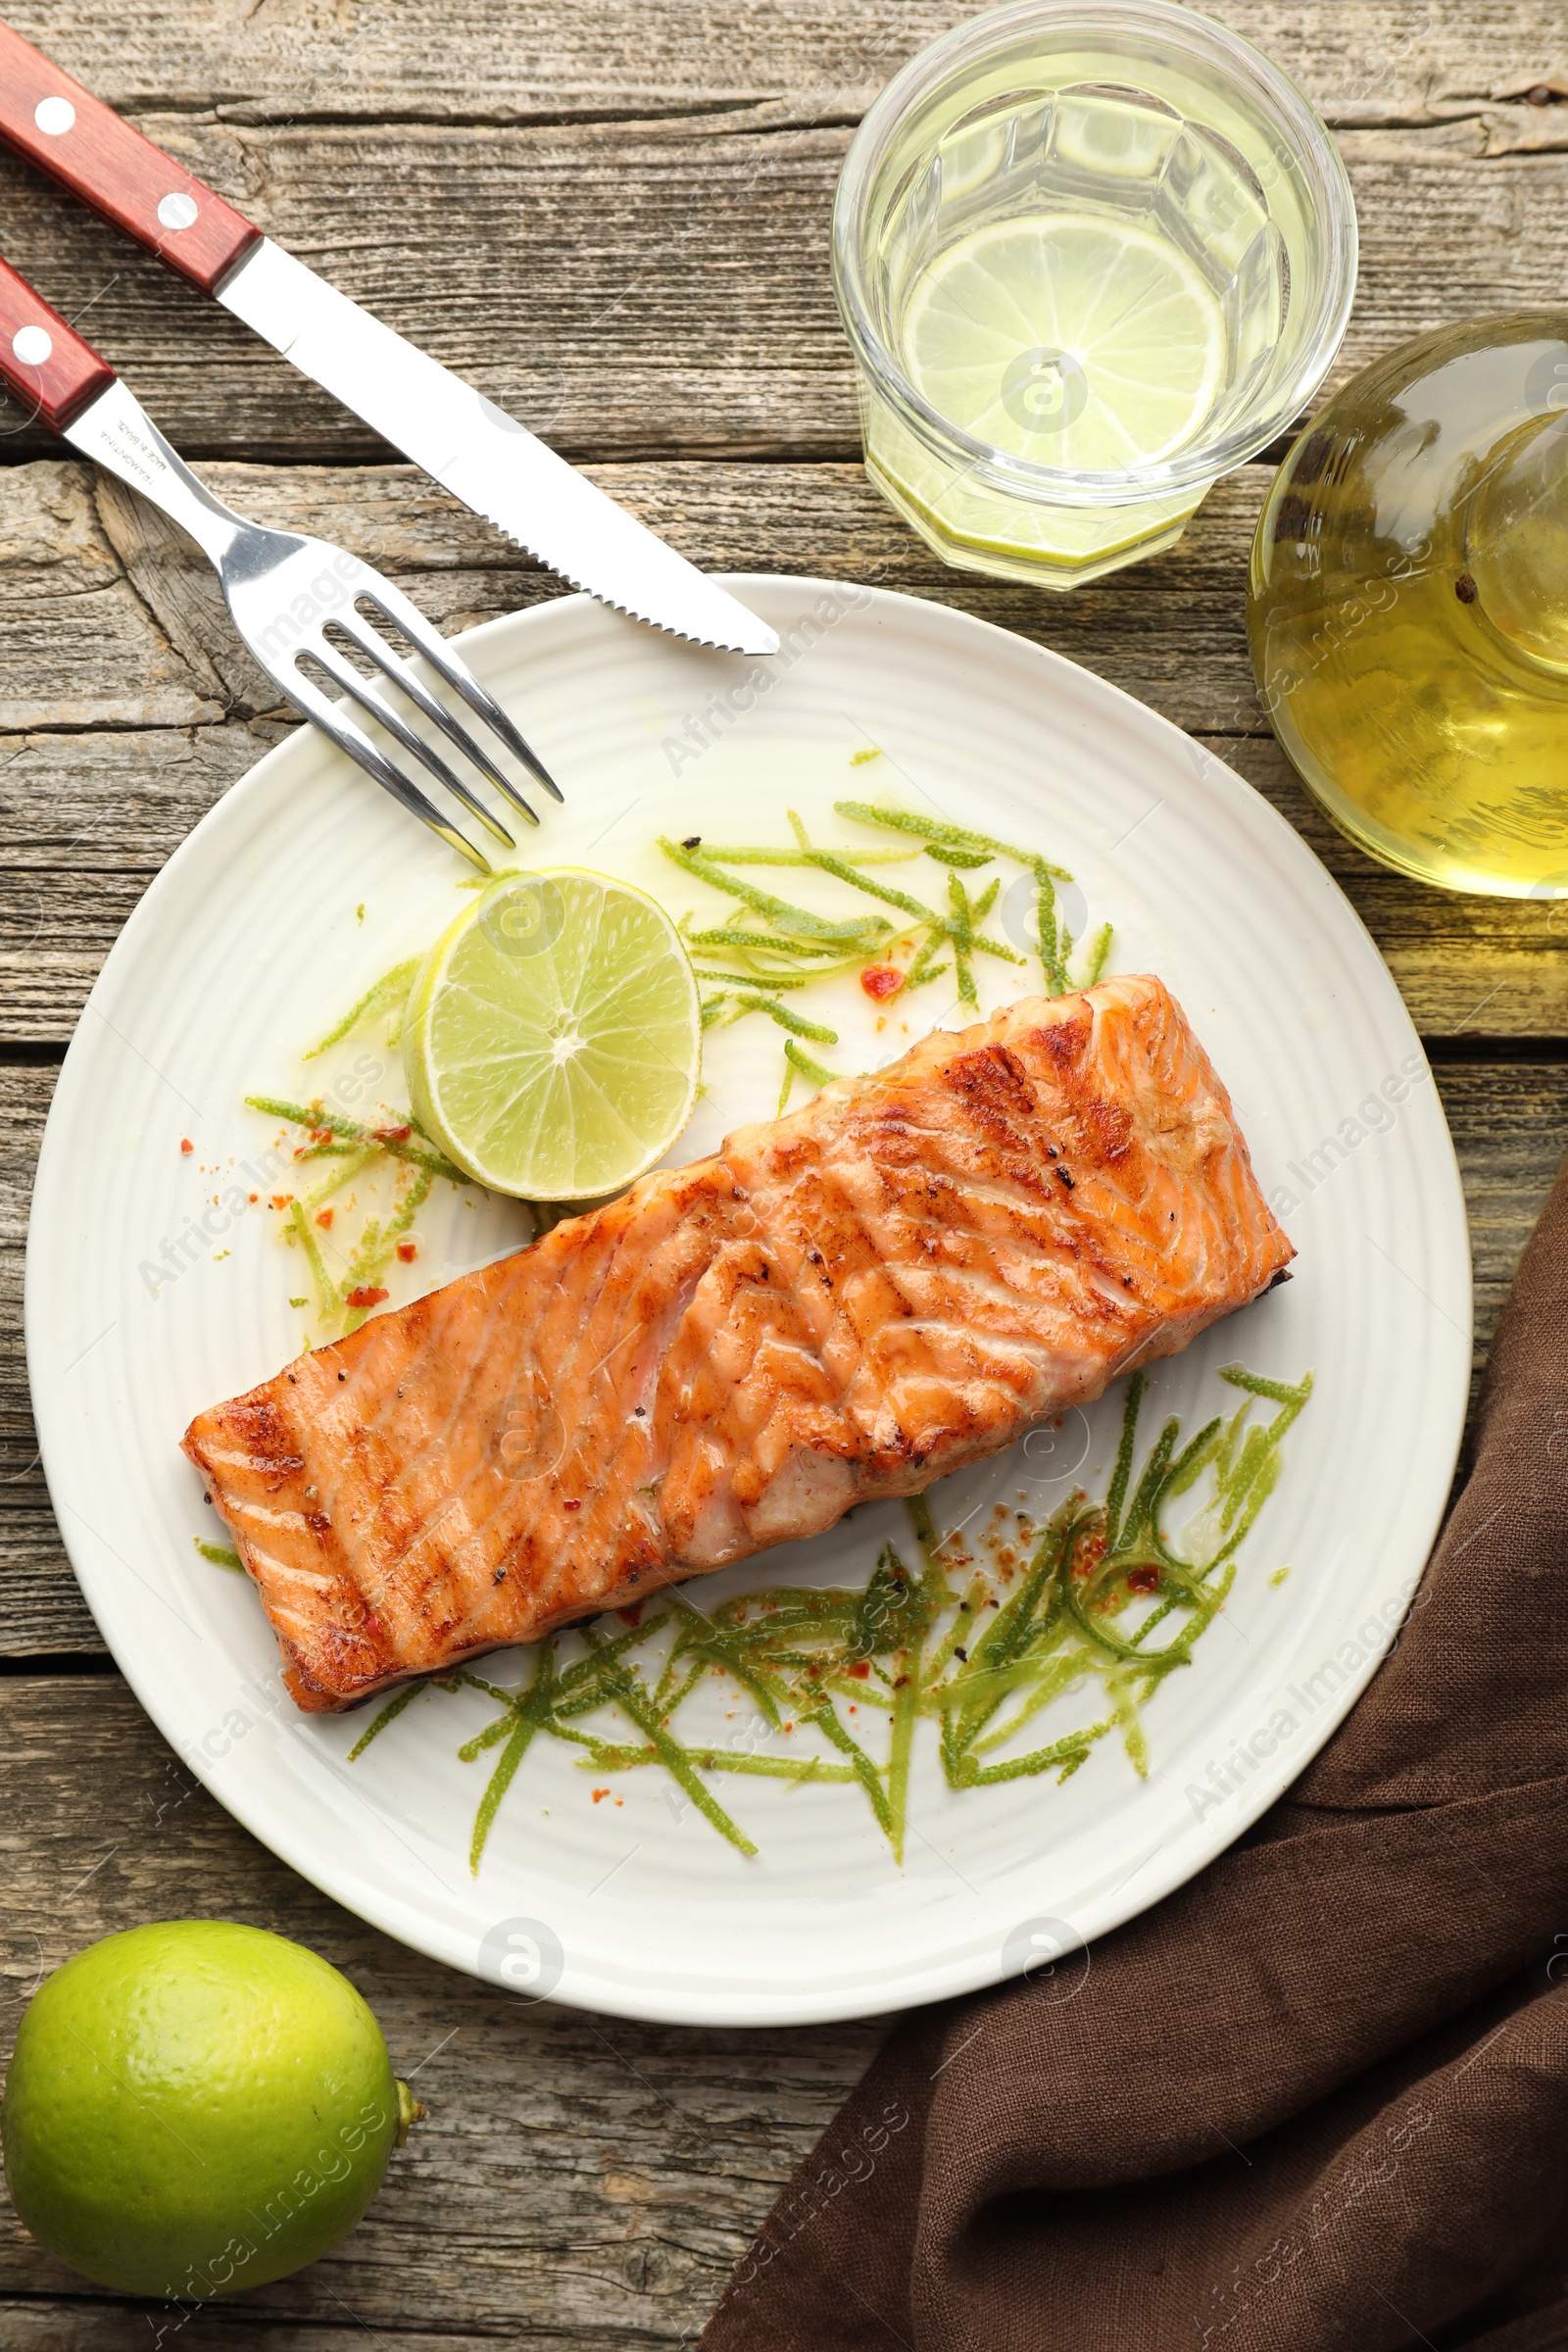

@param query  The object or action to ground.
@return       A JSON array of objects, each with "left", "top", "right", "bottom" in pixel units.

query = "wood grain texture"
[
  {"left": 0, "top": 258, "right": 117, "bottom": 438},
  {"left": 0, "top": 1677, "right": 884, "bottom": 2340},
  {"left": 1, "top": 5, "right": 1565, "bottom": 2341},
  {"left": 1, "top": 1, "right": 1564, "bottom": 128},
  {"left": 0, "top": 1062, "right": 100, "bottom": 1655},
  {"left": 0, "top": 17, "right": 263, "bottom": 296},
  {"left": 2, "top": 1040, "right": 1566, "bottom": 2308},
  {"left": 3, "top": 456, "right": 1566, "bottom": 1045},
  {"left": 0, "top": 1, "right": 1562, "bottom": 463}
]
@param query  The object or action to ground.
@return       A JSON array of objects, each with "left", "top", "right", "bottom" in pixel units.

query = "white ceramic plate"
[{"left": 26, "top": 578, "right": 1470, "bottom": 2026}]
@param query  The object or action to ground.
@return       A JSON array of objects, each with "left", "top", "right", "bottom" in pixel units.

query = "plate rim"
[{"left": 24, "top": 573, "right": 1473, "bottom": 2024}]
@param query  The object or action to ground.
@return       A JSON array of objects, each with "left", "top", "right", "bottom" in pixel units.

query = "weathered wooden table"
[{"left": 1, "top": 3, "right": 1564, "bottom": 2341}]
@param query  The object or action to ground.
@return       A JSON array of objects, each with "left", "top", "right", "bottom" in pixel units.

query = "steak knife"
[{"left": 0, "top": 19, "right": 778, "bottom": 656}]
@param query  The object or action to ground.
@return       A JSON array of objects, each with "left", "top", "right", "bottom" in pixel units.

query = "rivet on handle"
[
  {"left": 0, "top": 21, "right": 262, "bottom": 295},
  {"left": 0, "top": 249, "right": 117, "bottom": 433}
]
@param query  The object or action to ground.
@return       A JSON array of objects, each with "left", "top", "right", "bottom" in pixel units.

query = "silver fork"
[{"left": 0, "top": 257, "right": 558, "bottom": 868}]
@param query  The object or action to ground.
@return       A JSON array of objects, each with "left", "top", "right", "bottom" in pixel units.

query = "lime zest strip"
[
  {"left": 834, "top": 800, "right": 1073, "bottom": 880},
  {"left": 192, "top": 1537, "right": 243, "bottom": 1573},
  {"left": 246, "top": 1096, "right": 466, "bottom": 1185},
  {"left": 835, "top": 800, "right": 1081, "bottom": 993},
  {"left": 782, "top": 1037, "right": 843, "bottom": 1093},
  {"left": 303, "top": 957, "right": 420, "bottom": 1061},
  {"left": 658, "top": 837, "right": 891, "bottom": 948},
  {"left": 347, "top": 1359, "right": 1309, "bottom": 1864},
  {"left": 680, "top": 843, "right": 916, "bottom": 867},
  {"left": 285, "top": 1200, "right": 340, "bottom": 1321},
  {"left": 681, "top": 924, "right": 848, "bottom": 961},
  {"left": 716, "top": 994, "right": 839, "bottom": 1045},
  {"left": 347, "top": 1679, "right": 427, "bottom": 1760}
]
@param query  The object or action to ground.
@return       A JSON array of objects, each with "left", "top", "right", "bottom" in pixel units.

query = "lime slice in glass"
[
  {"left": 404, "top": 869, "right": 701, "bottom": 1200},
  {"left": 901, "top": 211, "right": 1227, "bottom": 476}
]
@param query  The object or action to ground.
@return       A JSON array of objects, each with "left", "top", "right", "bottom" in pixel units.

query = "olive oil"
[{"left": 1248, "top": 315, "right": 1568, "bottom": 898}]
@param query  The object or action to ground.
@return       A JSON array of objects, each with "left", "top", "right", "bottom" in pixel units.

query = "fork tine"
[
  {"left": 283, "top": 662, "right": 494, "bottom": 874},
  {"left": 351, "top": 578, "right": 564, "bottom": 807},
  {"left": 329, "top": 607, "right": 541, "bottom": 828},
  {"left": 304, "top": 641, "right": 518, "bottom": 851}
]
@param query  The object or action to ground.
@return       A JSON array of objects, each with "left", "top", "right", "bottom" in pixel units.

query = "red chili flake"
[
  {"left": 859, "top": 964, "right": 904, "bottom": 1002},
  {"left": 308, "top": 1126, "right": 334, "bottom": 1146},
  {"left": 848, "top": 1660, "right": 871, "bottom": 1680},
  {"left": 345, "top": 1284, "right": 388, "bottom": 1309},
  {"left": 562, "top": 1498, "right": 581, "bottom": 1513},
  {"left": 618, "top": 1601, "right": 645, "bottom": 1627},
  {"left": 396, "top": 1240, "right": 417, "bottom": 1262},
  {"left": 591, "top": 1787, "right": 611, "bottom": 1803},
  {"left": 372, "top": 1124, "right": 412, "bottom": 1144},
  {"left": 1072, "top": 1530, "right": 1108, "bottom": 1581},
  {"left": 1127, "top": 1565, "right": 1161, "bottom": 1594},
  {"left": 179, "top": 1138, "right": 193, "bottom": 1154},
  {"left": 315, "top": 1207, "right": 334, "bottom": 1230},
  {"left": 270, "top": 1194, "right": 292, "bottom": 1210},
  {"left": 248, "top": 1192, "right": 259, "bottom": 1203}
]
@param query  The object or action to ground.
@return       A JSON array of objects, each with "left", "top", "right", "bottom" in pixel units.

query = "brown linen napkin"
[{"left": 702, "top": 1156, "right": 1568, "bottom": 2352}]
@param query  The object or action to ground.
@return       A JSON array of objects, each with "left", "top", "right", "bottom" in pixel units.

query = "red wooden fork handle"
[
  {"left": 0, "top": 19, "right": 260, "bottom": 297},
  {"left": 0, "top": 253, "right": 115, "bottom": 434}
]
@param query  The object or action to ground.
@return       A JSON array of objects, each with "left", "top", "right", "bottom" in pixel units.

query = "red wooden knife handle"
[
  {"left": 0, "top": 252, "right": 115, "bottom": 433},
  {"left": 0, "top": 20, "right": 260, "bottom": 296}
]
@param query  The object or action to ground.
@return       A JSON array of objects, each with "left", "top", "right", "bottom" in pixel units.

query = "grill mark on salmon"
[{"left": 183, "top": 976, "right": 1295, "bottom": 1711}]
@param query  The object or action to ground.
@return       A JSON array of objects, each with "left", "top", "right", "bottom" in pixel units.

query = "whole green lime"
[{"left": 0, "top": 1921, "right": 419, "bottom": 2297}]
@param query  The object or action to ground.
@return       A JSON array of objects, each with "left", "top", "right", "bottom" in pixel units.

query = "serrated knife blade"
[
  {"left": 0, "top": 17, "right": 779, "bottom": 657},
  {"left": 220, "top": 243, "right": 779, "bottom": 657}
]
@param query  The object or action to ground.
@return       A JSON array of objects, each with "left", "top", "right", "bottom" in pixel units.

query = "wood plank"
[
  {"left": 4, "top": 1056, "right": 1564, "bottom": 1660},
  {"left": 1, "top": 1065, "right": 1563, "bottom": 2317},
  {"left": 0, "top": 42, "right": 1562, "bottom": 463},
  {"left": 0, "top": 8, "right": 1561, "bottom": 2340},
  {"left": 0, "top": 1676, "right": 884, "bottom": 2338},
  {"left": 4, "top": 457, "right": 1567, "bottom": 1045},
  {"left": 7, "top": 1, "right": 1565, "bottom": 129},
  {"left": 0, "top": 1061, "right": 100, "bottom": 1654},
  {"left": 1443, "top": 1058, "right": 1568, "bottom": 1398},
  {"left": 0, "top": 2324, "right": 519, "bottom": 2350},
  {"left": 0, "top": 460, "right": 220, "bottom": 729}
]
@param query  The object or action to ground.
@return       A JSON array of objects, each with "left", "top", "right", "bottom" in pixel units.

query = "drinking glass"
[{"left": 832, "top": 0, "right": 1358, "bottom": 589}]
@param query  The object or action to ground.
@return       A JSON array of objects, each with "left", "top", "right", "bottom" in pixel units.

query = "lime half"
[
  {"left": 404, "top": 868, "right": 701, "bottom": 1200},
  {"left": 901, "top": 211, "right": 1227, "bottom": 476}
]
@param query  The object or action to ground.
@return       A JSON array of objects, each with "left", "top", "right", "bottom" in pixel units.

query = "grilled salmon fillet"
[{"left": 183, "top": 975, "right": 1294, "bottom": 1711}]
